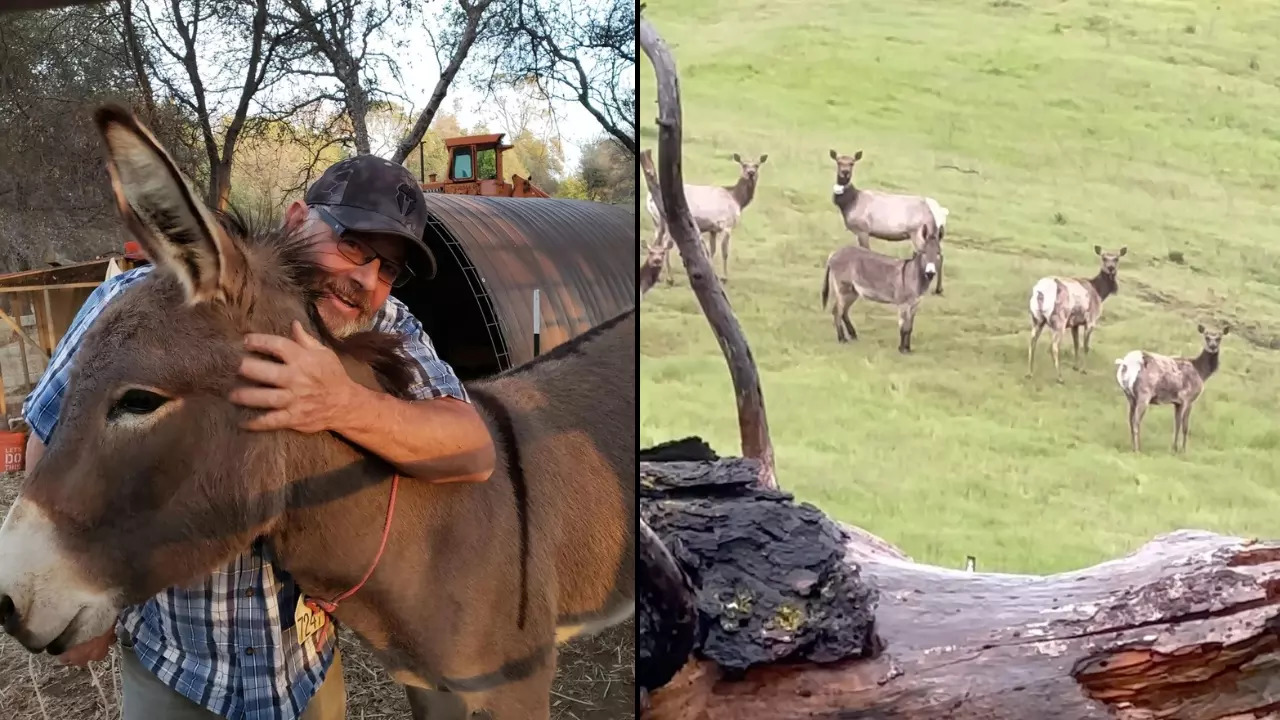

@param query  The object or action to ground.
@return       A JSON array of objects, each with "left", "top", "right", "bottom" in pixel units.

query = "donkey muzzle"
[
  {"left": 0, "top": 499, "right": 119, "bottom": 653},
  {"left": 925, "top": 262, "right": 937, "bottom": 279}
]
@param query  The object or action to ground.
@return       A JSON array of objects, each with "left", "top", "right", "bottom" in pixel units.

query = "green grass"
[{"left": 638, "top": 0, "right": 1280, "bottom": 574}]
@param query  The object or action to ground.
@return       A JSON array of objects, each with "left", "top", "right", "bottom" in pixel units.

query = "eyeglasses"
[{"left": 313, "top": 206, "right": 416, "bottom": 288}]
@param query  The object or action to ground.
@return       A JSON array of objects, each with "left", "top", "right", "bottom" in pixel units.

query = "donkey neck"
[
  {"left": 726, "top": 175, "right": 757, "bottom": 209},
  {"left": 1191, "top": 349, "right": 1220, "bottom": 380},
  {"left": 1089, "top": 271, "right": 1118, "bottom": 301}
]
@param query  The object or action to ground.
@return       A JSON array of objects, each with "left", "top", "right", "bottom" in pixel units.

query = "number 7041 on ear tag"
[{"left": 295, "top": 596, "right": 330, "bottom": 645}]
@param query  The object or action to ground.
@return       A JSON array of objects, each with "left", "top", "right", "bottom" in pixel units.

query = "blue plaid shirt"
[{"left": 23, "top": 264, "right": 469, "bottom": 720}]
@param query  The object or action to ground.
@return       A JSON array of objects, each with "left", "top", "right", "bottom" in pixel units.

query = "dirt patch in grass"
[{"left": 0, "top": 471, "right": 634, "bottom": 719}]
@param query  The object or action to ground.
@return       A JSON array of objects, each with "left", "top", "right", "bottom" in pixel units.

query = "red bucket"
[{"left": 0, "top": 431, "right": 26, "bottom": 472}]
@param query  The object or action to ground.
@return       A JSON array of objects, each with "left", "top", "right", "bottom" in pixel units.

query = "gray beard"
[{"left": 317, "top": 303, "right": 376, "bottom": 338}]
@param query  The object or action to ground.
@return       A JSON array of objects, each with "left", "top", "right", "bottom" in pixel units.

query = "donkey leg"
[
  {"left": 933, "top": 251, "right": 944, "bottom": 295},
  {"left": 842, "top": 292, "right": 859, "bottom": 341},
  {"left": 897, "top": 302, "right": 919, "bottom": 354},
  {"left": 457, "top": 660, "right": 557, "bottom": 720},
  {"left": 1026, "top": 322, "right": 1045, "bottom": 377},
  {"left": 833, "top": 294, "right": 851, "bottom": 343},
  {"left": 405, "top": 686, "right": 468, "bottom": 720},
  {"left": 856, "top": 231, "right": 871, "bottom": 249}
]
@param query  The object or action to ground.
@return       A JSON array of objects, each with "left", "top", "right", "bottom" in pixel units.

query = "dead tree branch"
[
  {"left": 638, "top": 17, "right": 776, "bottom": 489},
  {"left": 641, "top": 452, "right": 1280, "bottom": 719}
]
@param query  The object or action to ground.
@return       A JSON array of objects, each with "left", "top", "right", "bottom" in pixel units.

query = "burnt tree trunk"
[
  {"left": 640, "top": 453, "right": 1280, "bottom": 719},
  {"left": 639, "top": 16, "right": 777, "bottom": 489}
]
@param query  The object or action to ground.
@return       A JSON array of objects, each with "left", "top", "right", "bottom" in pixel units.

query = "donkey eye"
[{"left": 109, "top": 389, "right": 171, "bottom": 419}]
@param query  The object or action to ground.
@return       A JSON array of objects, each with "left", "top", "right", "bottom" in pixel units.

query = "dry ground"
[{"left": 0, "top": 471, "right": 634, "bottom": 719}]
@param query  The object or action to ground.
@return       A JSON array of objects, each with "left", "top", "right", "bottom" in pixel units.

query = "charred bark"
[
  {"left": 639, "top": 16, "right": 777, "bottom": 489},
  {"left": 640, "top": 452, "right": 1280, "bottom": 720}
]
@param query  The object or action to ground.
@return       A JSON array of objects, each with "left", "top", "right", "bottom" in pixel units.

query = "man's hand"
[
  {"left": 56, "top": 626, "right": 115, "bottom": 666},
  {"left": 230, "top": 321, "right": 357, "bottom": 433}
]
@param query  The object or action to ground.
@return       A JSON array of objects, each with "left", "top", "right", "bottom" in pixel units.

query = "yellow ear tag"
[{"left": 295, "top": 596, "right": 330, "bottom": 646}]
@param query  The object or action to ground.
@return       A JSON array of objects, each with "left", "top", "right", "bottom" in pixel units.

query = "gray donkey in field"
[
  {"left": 820, "top": 231, "right": 942, "bottom": 353},
  {"left": 645, "top": 153, "right": 767, "bottom": 284},
  {"left": 1027, "top": 245, "right": 1127, "bottom": 382},
  {"left": 829, "top": 149, "right": 949, "bottom": 295},
  {"left": 1115, "top": 323, "right": 1229, "bottom": 454}
]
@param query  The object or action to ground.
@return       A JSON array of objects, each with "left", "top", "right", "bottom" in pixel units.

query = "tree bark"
[
  {"left": 641, "top": 453, "right": 1280, "bottom": 720},
  {"left": 638, "top": 149, "right": 671, "bottom": 298},
  {"left": 638, "top": 17, "right": 777, "bottom": 489}
]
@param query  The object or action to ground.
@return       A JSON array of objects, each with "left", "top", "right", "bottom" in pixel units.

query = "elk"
[
  {"left": 1114, "top": 323, "right": 1229, "bottom": 454},
  {"left": 820, "top": 230, "right": 942, "bottom": 353},
  {"left": 828, "top": 148, "right": 948, "bottom": 295},
  {"left": 645, "top": 152, "right": 767, "bottom": 284},
  {"left": 0, "top": 105, "right": 635, "bottom": 720},
  {"left": 1026, "top": 245, "right": 1128, "bottom": 383}
]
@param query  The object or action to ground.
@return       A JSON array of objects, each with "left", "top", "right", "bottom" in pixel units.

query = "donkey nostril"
[{"left": 0, "top": 595, "right": 13, "bottom": 627}]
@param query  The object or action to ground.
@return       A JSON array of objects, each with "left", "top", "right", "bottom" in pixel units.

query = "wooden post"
[
  {"left": 532, "top": 289, "right": 542, "bottom": 357},
  {"left": 639, "top": 16, "right": 777, "bottom": 490},
  {"left": 15, "top": 294, "right": 30, "bottom": 391}
]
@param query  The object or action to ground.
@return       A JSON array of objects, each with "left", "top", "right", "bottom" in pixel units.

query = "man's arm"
[{"left": 231, "top": 321, "right": 496, "bottom": 484}]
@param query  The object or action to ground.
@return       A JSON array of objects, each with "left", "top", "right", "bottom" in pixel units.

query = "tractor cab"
[{"left": 420, "top": 133, "right": 549, "bottom": 198}]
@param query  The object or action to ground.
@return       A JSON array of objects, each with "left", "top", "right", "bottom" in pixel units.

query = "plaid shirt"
[{"left": 23, "top": 264, "right": 469, "bottom": 720}]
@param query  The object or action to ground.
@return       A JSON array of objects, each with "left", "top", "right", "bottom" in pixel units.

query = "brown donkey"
[
  {"left": 645, "top": 152, "right": 767, "bottom": 284},
  {"left": 0, "top": 105, "right": 635, "bottom": 719},
  {"left": 820, "top": 231, "right": 942, "bottom": 353},
  {"left": 829, "top": 148, "right": 948, "bottom": 295},
  {"left": 1115, "top": 323, "right": 1229, "bottom": 453},
  {"left": 1026, "top": 245, "right": 1127, "bottom": 383}
]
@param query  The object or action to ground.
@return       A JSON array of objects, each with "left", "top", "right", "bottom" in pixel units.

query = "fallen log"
[{"left": 641, "top": 453, "right": 1280, "bottom": 720}]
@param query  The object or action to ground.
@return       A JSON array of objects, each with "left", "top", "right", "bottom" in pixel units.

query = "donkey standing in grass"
[
  {"left": 645, "top": 152, "right": 767, "bottom": 284},
  {"left": 1115, "top": 323, "right": 1229, "bottom": 454},
  {"left": 820, "top": 231, "right": 942, "bottom": 353},
  {"left": 829, "top": 148, "right": 949, "bottom": 295},
  {"left": 0, "top": 105, "right": 635, "bottom": 720},
  {"left": 1026, "top": 245, "right": 1127, "bottom": 383}
]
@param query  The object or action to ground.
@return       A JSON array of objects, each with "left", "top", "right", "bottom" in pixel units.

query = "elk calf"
[
  {"left": 820, "top": 231, "right": 942, "bottom": 353},
  {"left": 1027, "top": 245, "right": 1127, "bottom": 382},
  {"left": 828, "top": 148, "right": 948, "bottom": 295},
  {"left": 645, "top": 153, "right": 767, "bottom": 284},
  {"left": 1115, "top": 324, "right": 1229, "bottom": 453}
]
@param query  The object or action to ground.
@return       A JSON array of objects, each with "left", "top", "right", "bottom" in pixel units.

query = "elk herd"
[{"left": 644, "top": 146, "right": 1232, "bottom": 455}]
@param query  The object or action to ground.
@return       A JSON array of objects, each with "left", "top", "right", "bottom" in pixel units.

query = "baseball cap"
[{"left": 304, "top": 155, "right": 437, "bottom": 280}]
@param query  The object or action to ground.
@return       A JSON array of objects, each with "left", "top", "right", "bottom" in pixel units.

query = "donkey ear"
[
  {"left": 829, "top": 149, "right": 838, "bottom": 160},
  {"left": 93, "top": 103, "right": 242, "bottom": 305}
]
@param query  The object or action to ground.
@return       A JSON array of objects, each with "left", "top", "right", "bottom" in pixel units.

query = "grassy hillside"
[{"left": 638, "top": 0, "right": 1280, "bottom": 574}]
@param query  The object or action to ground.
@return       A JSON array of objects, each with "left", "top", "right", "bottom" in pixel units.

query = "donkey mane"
[{"left": 203, "top": 205, "right": 418, "bottom": 400}]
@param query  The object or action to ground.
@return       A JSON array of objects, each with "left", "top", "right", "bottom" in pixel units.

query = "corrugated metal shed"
[{"left": 396, "top": 194, "right": 635, "bottom": 380}]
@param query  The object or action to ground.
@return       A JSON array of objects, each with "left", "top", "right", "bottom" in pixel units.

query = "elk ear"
[
  {"left": 1118, "top": 246, "right": 1128, "bottom": 257},
  {"left": 1221, "top": 324, "right": 1231, "bottom": 335},
  {"left": 93, "top": 103, "right": 243, "bottom": 305},
  {"left": 758, "top": 154, "right": 768, "bottom": 164},
  {"left": 854, "top": 150, "right": 864, "bottom": 161},
  {"left": 829, "top": 149, "right": 838, "bottom": 160},
  {"left": 1094, "top": 245, "right": 1102, "bottom": 256},
  {"left": 732, "top": 152, "right": 742, "bottom": 163},
  {"left": 1198, "top": 323, "right": 1206, "bottom": 334}
]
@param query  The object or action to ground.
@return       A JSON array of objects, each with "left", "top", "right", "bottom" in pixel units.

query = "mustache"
[{"left": 322, "top": 278, "right": 372, "bottom": 314}]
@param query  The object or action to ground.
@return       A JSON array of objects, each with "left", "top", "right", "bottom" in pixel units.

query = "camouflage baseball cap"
[{"left": 304, "top": 154, "right": 437, "bottom": 280}]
